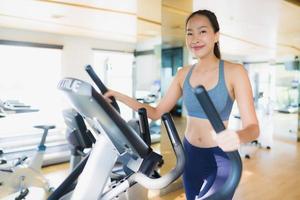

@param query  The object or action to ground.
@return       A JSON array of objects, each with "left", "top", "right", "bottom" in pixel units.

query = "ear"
[{"left": 214, "top": 31, "right": 220, "bottom": 43}]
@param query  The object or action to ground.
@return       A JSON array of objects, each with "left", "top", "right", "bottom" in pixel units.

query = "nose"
[
  {"left": 191, "top": 35, "right": 200, "bottom": 44},
  {"left": 191, "top": 39, "right": 199, "bottom": 45}
]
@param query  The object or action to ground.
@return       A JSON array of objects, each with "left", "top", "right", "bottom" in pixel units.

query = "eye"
[
  {"left": 186, "top": 32, "right": 193, "bottom": 36},
  {"left": 199, "top": 30, "right": 207, "bottom": 34}
]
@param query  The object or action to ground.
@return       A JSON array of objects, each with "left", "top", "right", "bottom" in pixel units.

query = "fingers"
[
  {"left": 213, "top": 130, "right": 240, "bottom": 152},
  {"left": 211, "top": 130, "right": 217, "bottom": 140},
  {"left": 103, "top": 90, "right": 113, "bottom": 98},
  {"left": 103, "top": 96, "right": 112, "bottom": 104},
  {"left": 103, "top": 90, "right": 114, "bottom": 103}
]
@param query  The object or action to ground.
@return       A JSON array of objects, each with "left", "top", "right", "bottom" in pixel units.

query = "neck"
[{"left": 197, "top": 54, "right": 219, "bottom": 70}]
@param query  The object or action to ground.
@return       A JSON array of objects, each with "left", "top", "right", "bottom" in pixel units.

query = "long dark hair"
[{"left": 185, "top": 10, "right": 221, "bottom": 59}]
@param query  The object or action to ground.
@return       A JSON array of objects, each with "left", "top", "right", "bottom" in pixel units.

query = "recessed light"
[{"left": 51, "top": 14, "right": 64, "bottom": 19}]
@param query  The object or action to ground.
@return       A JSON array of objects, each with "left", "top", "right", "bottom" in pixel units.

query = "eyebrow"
[{"left": 186, "top": 26, "right": 208, "bottom": 31}]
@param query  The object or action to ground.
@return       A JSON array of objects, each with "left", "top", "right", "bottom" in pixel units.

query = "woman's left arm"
[
  {"left": 214, "top": 64, "right": 259, "bottom": 152},
  {"left": 233, "top": 64, "right": 260, "bottom": 144}
]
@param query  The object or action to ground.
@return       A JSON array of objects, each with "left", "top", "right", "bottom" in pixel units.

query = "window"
[
  {"left": 0, "top": 42, "right": 67, "bottom": 165},
  {"left": 0, "top": 43, "right": 64, "bottom": 132}
]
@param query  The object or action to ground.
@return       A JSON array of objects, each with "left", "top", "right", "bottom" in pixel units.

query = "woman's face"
[{"left": 186, "top": 15, "right": 219, "bottom": 59}]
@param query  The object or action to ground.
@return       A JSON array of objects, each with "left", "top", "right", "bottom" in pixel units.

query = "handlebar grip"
[
  {"left": 193, "top": 85, "right": 243, "bottom": 200},
  {"left": 193, "top": 85, "right": 225, "bottom": 133},
  {"left": 129, "top": 112, "right": 185, "bottom": 189},
  {"left": 85, "top": 65, "right": 120, "bottom": 113},
  {"left": 138, "top": 108, "right": 151, "bottom": 146},
  {"left": 161, "top": 113, "right": 182, "bottom": 148}
]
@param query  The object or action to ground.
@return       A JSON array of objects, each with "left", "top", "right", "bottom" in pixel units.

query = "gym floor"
[{"left": 42, "top": 112, "right": 300, "bottom": 200}]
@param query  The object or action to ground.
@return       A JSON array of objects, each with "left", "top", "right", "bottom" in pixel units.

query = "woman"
[{"left": 105, "top": 9, "right": 259, "bottom": 200}]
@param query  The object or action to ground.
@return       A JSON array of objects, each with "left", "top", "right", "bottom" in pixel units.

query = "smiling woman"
[{"left": 103, "top": 9, "right": 259, "bottom": 200}]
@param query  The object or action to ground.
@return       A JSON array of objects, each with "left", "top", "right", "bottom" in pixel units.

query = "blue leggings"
[{"left": 183, "top": 137, "right": 234, "bottom": 200}]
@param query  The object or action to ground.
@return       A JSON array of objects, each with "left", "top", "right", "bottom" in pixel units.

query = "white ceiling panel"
[
  {"left": 41, "top": 0, "right": 137, "bottom": 13},
  {"left": 0, "top": 0, "right": 298, "bottom": 60},
  {"left": 0, "top": 0, "right": 137, "bottom": 42}
]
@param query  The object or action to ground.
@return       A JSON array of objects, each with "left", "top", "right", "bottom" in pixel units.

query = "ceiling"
[
  {"left": 0, "top": 0, "right": 139, "bottom": 42},
  {"left": 162, "top": 0, "right": 300, "bottom": 61},
  {"left": 0, "top": 0, "right": 299, "bottom": 61}
]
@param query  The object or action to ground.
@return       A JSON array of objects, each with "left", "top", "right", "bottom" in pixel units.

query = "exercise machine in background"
[
  {"left": 0, "top": 125, "right": 55, "bottom": 199},
  {"left": 229, "top": 92, "right": 273, "bottom": 159}
]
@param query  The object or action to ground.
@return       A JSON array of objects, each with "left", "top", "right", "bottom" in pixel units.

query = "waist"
[
  {"left": 186, "top": 112, "right": 230, "bottom": 121},
  {"left": 183, "top": 137, "right": 229, "bottom": 162},
  {"left": 184, "top": 116, "right": 229, "bottom": 148}
]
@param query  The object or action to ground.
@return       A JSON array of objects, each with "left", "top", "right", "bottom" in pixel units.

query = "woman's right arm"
[{"left": 105, "top": 68, "right": 185, "bottom": 120}]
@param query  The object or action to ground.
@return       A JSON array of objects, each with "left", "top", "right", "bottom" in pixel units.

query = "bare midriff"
[{"left": 184, "top": 116, "right": 229, "bottom": 148}]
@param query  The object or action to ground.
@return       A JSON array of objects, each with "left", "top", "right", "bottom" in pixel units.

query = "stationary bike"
[{"left": 0, "top": 125, "right": 55, "bottom": 199}]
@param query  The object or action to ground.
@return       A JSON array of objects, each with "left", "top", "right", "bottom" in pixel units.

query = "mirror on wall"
[
  {"left": 161, "top": 0, "right": 192, "bottom": 117},
  {"left": 134, "top": 0, "right": 162, "bottom": 143}
]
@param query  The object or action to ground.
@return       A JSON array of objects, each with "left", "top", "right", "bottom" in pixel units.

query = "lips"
[{"left": 191, "top": 45, "right": 205, "bottom": 51}]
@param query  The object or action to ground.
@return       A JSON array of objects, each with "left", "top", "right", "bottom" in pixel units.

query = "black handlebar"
[
  {"left": 193, "top": 85, "right": 242, "bottom": 200},
  {"left": 194, "top": 86, "right": 226, "bottom": 133},
  {"left": 138, "top": 108, "right": 152, "bottom": 146},
  {"left": 85, "top": 65, "right": 120, "bottom": 113},
  {"left": 161, "top": 114, "right": 182, "bottom": 148},
  {"left": 48, "top": 154, "right": 90, "bottom": 200},
  {"left": 129, "top": 112, "right": 185, "bottom": 189}
]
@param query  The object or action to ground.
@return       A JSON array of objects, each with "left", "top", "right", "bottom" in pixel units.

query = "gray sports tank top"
[{"left": 182, "top": 60, "right": 234, "bottom": 121}]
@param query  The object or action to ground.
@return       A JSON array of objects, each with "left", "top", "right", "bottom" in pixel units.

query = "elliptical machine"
[
  {"left": 48, "top": 77, "right": 186, "bottom": 200},
  {"left": 61, "top": 65, "right": 157, "bottom": 199},
  {"left": 49, "top": 74, "right": 243, "bottom": 200}
]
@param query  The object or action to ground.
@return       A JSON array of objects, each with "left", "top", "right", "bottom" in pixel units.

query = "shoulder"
[
  {"left": 223, "top": 60, "right": 248, "bottom": 77},
  {"left": 223, "top": 60, "right": 244, "bottom": 71},
  {"left": 223, "top": 60, "right": 250, "bottom": 89},
  {"left": 175, "top": 65, "right": 193, "bottom": 83}
]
